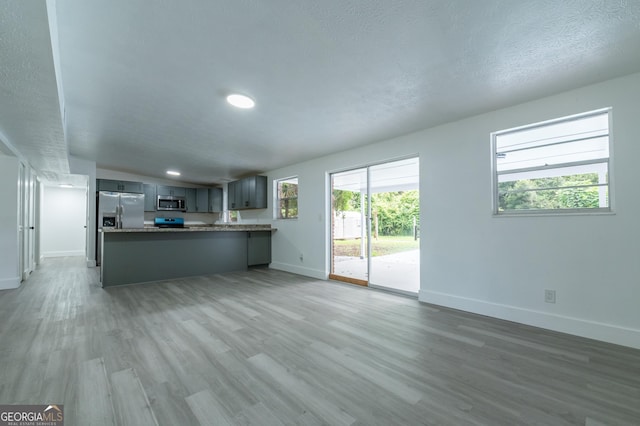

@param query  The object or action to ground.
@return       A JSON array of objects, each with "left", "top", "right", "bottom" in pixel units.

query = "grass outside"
[{"left": 333, "top": 235, "right": 418, "bottom": 257}]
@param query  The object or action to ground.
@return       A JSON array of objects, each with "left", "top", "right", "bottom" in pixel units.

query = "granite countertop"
[{"left": 101, "top": 224, "right": 274, "bottom": 233}]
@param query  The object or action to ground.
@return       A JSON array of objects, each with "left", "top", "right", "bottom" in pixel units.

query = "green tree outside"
[
  {"left": 332, "top": 189, "right": 419, "bottom": 236},
  {"left": 498, "top": 173, "right": 603, "bottom": 211}
]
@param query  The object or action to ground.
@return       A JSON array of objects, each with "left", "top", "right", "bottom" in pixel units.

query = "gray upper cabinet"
[
  {"left": 245, "top": 175, "right": 267, "bottom": 209},
  {"left": 208, "top": 188, "right": 222, "bottom": 212},
  {"left": 143, "top": 183, "right": 157, "bottom": 211},
  {"left": 198, "top": 188, "right": 211, "bottom": 212},
  {"left": 156, "top": 185, "right": 186, "bottom": 197},
  {"left": 247, "top": 231, "right": 271, "bottom": 266},
  {"left": 228, "top": 175, "right": 267, "bottom": 210},
  {"left": 97, "top": 179, "right": 143, "bottom": 194},
  {"left": 227, "top": 180, "right": 241, "bottom": 210},
  {"left": 185, "top": 188, "right": 210, "bottom": 213},
  {"left": 185, "top": 188, "right": 197, "bottom": 212}
]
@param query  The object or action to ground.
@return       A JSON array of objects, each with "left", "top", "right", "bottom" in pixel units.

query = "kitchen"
[
  {"left": 41, "top": 170, "right": 275, "bottom": 286},
  {"left": 93, "top": 175, "right": 273, "bottom": 286}
]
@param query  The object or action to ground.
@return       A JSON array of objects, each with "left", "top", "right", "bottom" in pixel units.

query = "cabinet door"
[
  {"left": 143, "top": 184, "right": 157, "bottom": 212},
  {"left": 197, "top": 188, "right": 210, "bottom": 212},
  {"left": 242, "top": 176, "right": 267, "bottom": 209},
  {"left": 97, "top": 179, "right": 120, "bottom": 192},
  {"left": 247, "top": 231, "right": 271, "bottom": 266},
  {"left": 157, "top": 185, "right": 186, "bottom": 197},
  {"left": 121, "top": 181, "right": 143, "bottom": 194},
  {"left": 228, "top": 176, "right": 267, "bottom": 210},
  {"left": 242, "top": 177, "right": 253, "bottom": 208},
  {"left": 227, "top": 181, "right": 238, "bottom": 210},
  {"left": 185, "top": 188, "right": 197, "bottom": 212},
  {"left": 207, "top": 188, "right": 222, "bottom": 212},
  {"left": 156, "top": 185, "right": 171, "bottom": 196},
  {"left": 252, "top": 176, "right": 267, "bottom": 209},
  {"left": 97, "top": 179, "right": 143, "bottom": 193},
  {"left": 234, "top": 181, "right": 243, "bottom": 209},
  {"left": 171, "top": 186, "right": 186, "bottom": 197}
]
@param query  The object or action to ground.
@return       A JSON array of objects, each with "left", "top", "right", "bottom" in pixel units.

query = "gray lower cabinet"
[
  {"left": 143, "top": 183, "right": 156, "bottom": 211},
  {"left": 247, "top": 231, "right": 271, "bottom": 266},
  {"left": 101, "top": 231, "right": 249, "bottom": 286},
  {"left": 97, "top": 179, "right": 144, "bottom": 194},
  {"left": 208, "top": 188, "right": 222, "bottom": 212}
]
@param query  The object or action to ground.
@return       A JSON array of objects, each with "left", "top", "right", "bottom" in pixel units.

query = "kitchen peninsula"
[{"left": 99, "top": 225, "right": 273, "bottom": 287}]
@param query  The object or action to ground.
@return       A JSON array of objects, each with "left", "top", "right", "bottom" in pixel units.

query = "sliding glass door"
[
  {"left": 330, "top": 167, "right": 370, "bottom": 285},
  {"left": 330, "top": 158, "right": 420, "bottom": 294}
]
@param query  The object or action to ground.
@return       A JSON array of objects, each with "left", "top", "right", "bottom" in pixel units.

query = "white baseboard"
[
  {"left": 419, "top": 290, "right": 640, "bottom": 350},
  {"left": 86, "top": 258, "right": 96, "bottom": 268},
  {"left": 0, "top": 276, "right": 21, "bottom": 290},
  {"left": 269, "top": 262, "right": 327, "bottom": 280},
  {"left": 42, "top": 250, "right": 85, "bottom": 258}
]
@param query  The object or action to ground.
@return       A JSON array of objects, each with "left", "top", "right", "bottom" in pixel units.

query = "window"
[
  {"left": 275, "top": 177, "right": 298, "bottom": 219},
  {"left": 492, "top": 108, "right": 612, "bottom": 214}
]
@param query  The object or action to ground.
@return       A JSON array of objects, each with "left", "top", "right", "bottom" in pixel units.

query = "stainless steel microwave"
[{"left": 157, "top": 195, "right": 186, "bottom": 211}]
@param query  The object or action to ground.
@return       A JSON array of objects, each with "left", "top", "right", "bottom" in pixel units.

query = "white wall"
[
  {"left": 69, "top": 155, "right": 96, "bottom": 266},
  {"left": 40, "top": 186, "right": 87, "bottom": 258},
  {"left": 257, "top": 72, "right": 640, "bottom": 349},
  {"left": 0, "top": 155, "right": 20, "bottom": 290}
]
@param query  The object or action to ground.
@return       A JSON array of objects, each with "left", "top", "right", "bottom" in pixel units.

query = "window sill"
[{"left": 493, "top": 209, "right": 615, "bottom": 218}]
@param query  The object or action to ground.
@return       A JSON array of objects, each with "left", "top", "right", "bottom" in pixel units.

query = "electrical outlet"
[{"left": 544, "top": 289, "right": 556, "bottom": 304}]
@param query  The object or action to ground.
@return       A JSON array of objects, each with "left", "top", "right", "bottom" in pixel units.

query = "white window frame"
[
  {"left": 491, "top": 108, "right": 614, "bottom": 216},
  {"left": 274, "top": 176, "right": 298, "bottom": 220}
]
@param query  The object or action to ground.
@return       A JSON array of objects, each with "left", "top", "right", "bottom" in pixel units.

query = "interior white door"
[
  {"left": 27, "top": 168, "right": 36, "bottom": 274},
  {"left": 18, "top": 162, "right": 25, "bottom": 281}
]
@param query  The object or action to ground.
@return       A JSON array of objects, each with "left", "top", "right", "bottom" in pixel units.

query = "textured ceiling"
[
  {"left": 3, "top": 1, "right": 640, "bottom": 185},
  {"left": 0, "top": 0, "right": 67, "bottom": 180}
]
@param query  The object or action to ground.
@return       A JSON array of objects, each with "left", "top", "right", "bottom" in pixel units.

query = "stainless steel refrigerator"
[{"left": 96, "top": 191, "right": 144, "bottom": 264}]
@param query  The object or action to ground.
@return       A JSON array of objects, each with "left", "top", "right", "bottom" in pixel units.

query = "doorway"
[{"left": 330, "top": 157, "right": 420, "bottom": 294}]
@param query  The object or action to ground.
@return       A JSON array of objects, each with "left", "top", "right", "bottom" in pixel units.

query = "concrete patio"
[{"left": 332, "top": 249, "right": 419, "bottom": 294}]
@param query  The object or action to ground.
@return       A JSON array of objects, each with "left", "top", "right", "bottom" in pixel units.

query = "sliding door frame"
[{"left": 327, "top": 154, "right": 418, "bottom": 287}]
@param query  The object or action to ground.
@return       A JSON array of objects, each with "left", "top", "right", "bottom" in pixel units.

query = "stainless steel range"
[{"left": 154, "top": 217, "right": 185, "bottom": 228}]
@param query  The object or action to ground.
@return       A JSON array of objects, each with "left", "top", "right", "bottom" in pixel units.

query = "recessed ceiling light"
[
  {"left": 226, "top": 94, "right": 255, "bottom": 109},
  {"left": 59, "top": 184, "right": 73, "bottom": 188},
  {"left": 166, "top": 170, "right": 181, "bottom": 176}
]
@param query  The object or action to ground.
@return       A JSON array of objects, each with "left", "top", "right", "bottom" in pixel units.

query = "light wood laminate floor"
[{"left": 0, "top": 257, "right": 638, "bottom": 425}]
